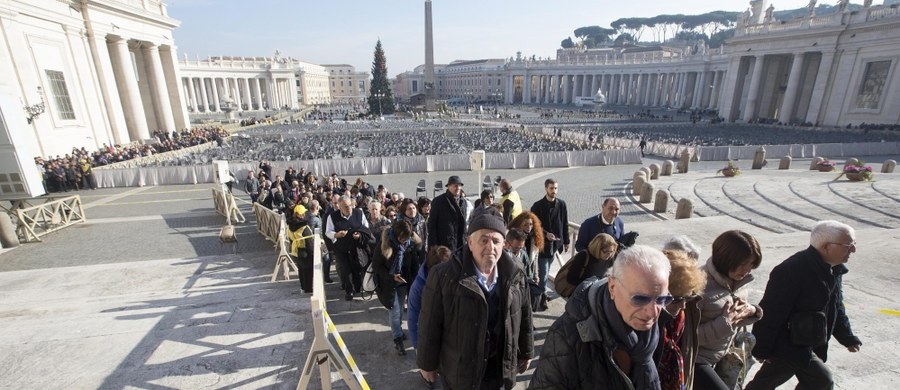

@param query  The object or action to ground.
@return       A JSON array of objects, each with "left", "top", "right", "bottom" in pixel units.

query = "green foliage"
[
  {"left": 368, "top": 40, "right": 395, "bottom": 116},
  {"left": 561, "top": 37, "right": 575, "bottom": 49}
]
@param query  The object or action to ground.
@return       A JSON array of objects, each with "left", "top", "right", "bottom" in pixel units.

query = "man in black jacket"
[
  {"left": 325, "top": 195, "right": 371, "bottom": 301},
  {"left": 745, "top": 220, "right": 862, "bottom": 390},
  {"left": 530, "top": 178, "right": 569, "bottom": 310},
  {"left": 427, "top": 175, "right": 467, "bottom": 258}
]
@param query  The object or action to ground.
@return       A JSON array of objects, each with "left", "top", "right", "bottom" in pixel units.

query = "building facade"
[{"left": 324, "top": 64, "right": 370, "bottom": 105}]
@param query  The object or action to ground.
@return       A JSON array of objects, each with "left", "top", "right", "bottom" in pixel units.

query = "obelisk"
[{"left": 424, "top": 0, "right": 436, "bottom": 111}]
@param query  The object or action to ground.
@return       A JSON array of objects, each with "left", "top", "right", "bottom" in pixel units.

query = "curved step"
[
  {"left": 752, "top": 180, "right": 836, "bottom": 230},
  {"left": 719, "top": 180, "right": 808, "bottom": 232},
  {"left": 693, "top": 177, "right": 793, "bottom": 233},
  {"left": 788, "top": 178, "right": 899, "bottom": 230}
]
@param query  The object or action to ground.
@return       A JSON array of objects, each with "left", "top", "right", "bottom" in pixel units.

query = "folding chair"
[
  {"left": 433, "top": 180, "right": 443, "bottom": 197},
  {"left": 415, "top": 179, "right": 427, "bottom": 198}
]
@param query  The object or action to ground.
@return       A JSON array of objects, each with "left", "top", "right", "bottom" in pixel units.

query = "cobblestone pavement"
[{"left": 1, "top": 157, "right": 898, "bottom": 389}]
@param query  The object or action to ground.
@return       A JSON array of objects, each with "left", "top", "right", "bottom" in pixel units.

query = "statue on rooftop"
[{"left": 807, "top": 0, "right": 817, "bottom": 16}]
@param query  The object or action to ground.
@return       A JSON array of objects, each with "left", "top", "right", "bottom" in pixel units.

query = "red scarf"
[{"left": 658, "top": 310, "right": 686, "bottom": 390}]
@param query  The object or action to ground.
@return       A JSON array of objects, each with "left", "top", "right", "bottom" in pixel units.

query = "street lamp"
[
  {"left": 374, "top": 91, "right": 385, "bottom": 117},
  {"left": 491, "top": 88, "right": 503, "bottom": 109}
]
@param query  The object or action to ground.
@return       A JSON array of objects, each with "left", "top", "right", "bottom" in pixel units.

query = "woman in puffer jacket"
[{"left": 694, "top": 230, "right": 765, "bottom": 390}]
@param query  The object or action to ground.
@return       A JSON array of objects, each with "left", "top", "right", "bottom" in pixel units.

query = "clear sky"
[{"left": 168, "top": 0, "right": 822, "bottom": 77}]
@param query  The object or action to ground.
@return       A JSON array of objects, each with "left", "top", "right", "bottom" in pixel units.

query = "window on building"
[
  {"left": 856, "top": 60, "right": 891, "bottom": 110},
  {"left": 45, "top": 70, "right": 75, "bottom": 120},
  {"left": 412, "top": 80, "right": 418, "bottom": 93}
]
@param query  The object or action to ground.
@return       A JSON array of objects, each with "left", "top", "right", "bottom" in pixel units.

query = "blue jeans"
[
  {"left": 538, "top": 256, "right": 553, "bottom": 292},
  {"left": 390, "top": 285, "right": 408, "bottom": 339}
]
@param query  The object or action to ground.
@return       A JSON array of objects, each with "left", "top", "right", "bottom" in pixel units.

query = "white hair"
[
  {"left": 662, "top": 235, "right": 701, "bottom": 260},
  {"left": 810, "top": 220, "right": 855, "bottom": 248},
  {"left": 610, "top": 245, "right": 671, "bottom": 280}
]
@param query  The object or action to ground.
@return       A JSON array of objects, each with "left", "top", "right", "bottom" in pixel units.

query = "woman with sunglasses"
[
  {"left": 694, "top": 230, "right": 764, "bottom": 390},
  {"left": 554, "top": 233, "right": 618, "bottom": 300},
  {"left": 655, "top": 249, "right": 708, "bottom": 390}
]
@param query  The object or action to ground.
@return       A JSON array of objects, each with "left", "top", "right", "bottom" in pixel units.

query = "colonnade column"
[
  {"left": 650, "top": 74, "right": 660, "bottom": 106},
  {"left": 561, "top": 75, "right": 570, "bottom": 104},
  {"left": 553, "top": 75, "right": 561, "bottom": 104},
  {"left": 108, "top": 37, "right": 150, "bottom": 140},
  {"left": 742, "top": 55, "right": 766, "bottom": 122},
  {"left": 677, "top": 73, "right": 688, "bottom": 108},
  {"left": 694, "top": 71, "right": 707, "bottom": 108},
  {"left": 581, "top": 75, "right": 590, "bottom": 99},
  {"left": 253, "top": 78, "right": 263, "bottom": 109},
  {"left": 708, "top": 71, "right": 721, "bottom": 109},
  {"left": 185, "top": 78, "right": 197, "bottom": 112},
  {"left": 210, "top": 77, "right": 222, "bottom": 112},
  {"left": 241, "top": 78, "right": 252, "bottom": 110},
  {"left": 590, "top": 74, "right": 599, "bottom": 98},
  {"left": 779, "top": 53, "right": 805, "bottom": 124},
  {"left": 198, "top": 77, "right": 209, "bottom": 112}
]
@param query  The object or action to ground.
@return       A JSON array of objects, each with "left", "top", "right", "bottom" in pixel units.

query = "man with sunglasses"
[
  {"left": 531, "top": 245, "right": 672, "bottom": 389},
  {"left": 745, "top": 220, "right": 862, "bottom": 390}
]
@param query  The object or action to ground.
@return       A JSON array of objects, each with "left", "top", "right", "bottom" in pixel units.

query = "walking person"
[
  {"left": 530, "top": 179, "right": 570, "bottom": 307},
  {"left": 745, "top": 220, "right": 862, "bottom": 390}
]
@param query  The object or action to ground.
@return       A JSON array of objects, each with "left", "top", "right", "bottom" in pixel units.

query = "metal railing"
[{"left": 2, "top": 196, "right": 86, "bottom": 243}]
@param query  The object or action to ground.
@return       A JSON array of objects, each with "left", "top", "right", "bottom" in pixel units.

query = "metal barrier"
[
  {"left": 211, "top": 187, "right": 245, "bottom": 223},
  {"left": 1, "top": 196, "right": 87, "bottom": 243},
  {"left": 298, "top": 229, "right": 370, "bottom": 390},
  {"left": 249, "top": 203, "right": 299, "bottom": 281}
]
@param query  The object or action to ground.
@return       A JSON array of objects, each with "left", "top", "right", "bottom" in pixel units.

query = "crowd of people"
[{"left": 263, "top": 171, "right": 861, "bottom": 389}]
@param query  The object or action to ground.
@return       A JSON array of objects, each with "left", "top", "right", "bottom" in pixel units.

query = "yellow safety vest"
[{"left": 500, "top": 190, "right": 523, "bottom": 220}]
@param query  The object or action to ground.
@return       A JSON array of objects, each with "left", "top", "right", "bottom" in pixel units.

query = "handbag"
[
  {"left": 527, "top": 280, "right": 543, "bottom": 312},
  {"left": 714, "top": 326, "right": 756, "bottom": 390},
  {"left": 789, "top": 311, "right": 827, "bottom": 346},
  {"left": 553, "top": 252, "right": 587, "bottom": 299}
]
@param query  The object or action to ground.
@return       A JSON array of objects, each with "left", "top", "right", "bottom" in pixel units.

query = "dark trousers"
[
  {"left": 335, "top": 251, "right": 362, "bottom": 294},
  {"left": 745, "top": 356, "right": 834, "bottom": 390},
  {"left": 293, "top": 253, "right": 313, "bottom": 293},
  {"left": 694, "top": 363, "right": 730, "bottom": 390}
]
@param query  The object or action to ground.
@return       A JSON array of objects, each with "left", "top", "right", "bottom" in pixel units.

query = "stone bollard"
[
  {"left": 883, "top": 159, "right": 897, "bottom": 173},
  {"left": 675, "top": 198, "right": 693, "bottom": 219},
  {"left": 661, "top": 160, "right": 674, "bottom": 176},
  {"left": 0, "top": 212, "right": 19, "bottom": 248},
  {"left": 752, "top": 146, "right": 767, "bottom": 169},
  {"left": 845, "top": 157, "right": 859, "bottom": 168},
  {"left": 649, "top": 163, "right": 660, "bottom": 179},
  {"left": 779, "top": 156, "right": 792, "bottom": 170},
  {"left": 679, "top": 149, "right": 690, "bottom": 173},
  {"left": 640, "top": 182, "right": 654, "bottom": 203},
  {"left": 633, "top": 175, "right": 646, "bottom": 196},
  {"left": 633, "top": 170, "right": 647, "bottom": 183},
  {"left": 654, "top": 190, "right": 669, "bottom": 213},
  {"left": 810, "top": 157, "right": 825, "bottom": 170},
  {"left": 640, "top": 166, "right": 652, "bottom": 180}
]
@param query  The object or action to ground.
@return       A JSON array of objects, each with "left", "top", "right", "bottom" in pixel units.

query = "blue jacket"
[
  {"left": 408, "top": 263, "right": 428, "bottom": 348},
  {"left": 574, "top": 215, "right": 624, "bottom": 253}
]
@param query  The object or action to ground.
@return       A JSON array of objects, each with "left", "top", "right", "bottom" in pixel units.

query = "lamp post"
[
  {"left": 374, "top": 91, "right": 385, "bottom": 117},
  {"left": 491, "top": 88, "right": 503, "bottom": 109},
  {"left": 464, "top": 90, "right": 473, "bottom": 110}
]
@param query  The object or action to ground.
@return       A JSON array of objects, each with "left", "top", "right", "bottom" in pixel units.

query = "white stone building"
[
  {"left": 0, "top": 0, "right": 189, "bottom": 197},
  {"left": 324, "top": 64, "right": 370, "bottom": 105},
  {"left": 178, "top": 54, "right": 298, "bottom": 113}
]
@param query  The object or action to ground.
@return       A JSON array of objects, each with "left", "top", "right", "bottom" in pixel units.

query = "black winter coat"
[
  {"left": 417, "top": 250, "right": 534, "bottom": 390},
  {"left": 751, "top": 246, "right": 861, "bottom": 364},
  {"left": 530, "top": 278, "right": 635, "bottom": 390},
  {"left": 427, "top": 191, "right": 467, "bottom": 256},
  {"left": 530, "top": 197, "right": 570, "bottom": 257},
  {"left": 372, "top": 228, "right": 422, "bottom": 310}
]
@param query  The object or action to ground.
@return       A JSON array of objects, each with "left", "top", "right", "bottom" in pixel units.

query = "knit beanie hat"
[{"left": 467, "top": 208, "right": 507, "bottom": 236}]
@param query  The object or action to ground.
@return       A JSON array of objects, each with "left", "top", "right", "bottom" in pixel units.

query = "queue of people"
[{"left": 266, "top": 171, "right": 860, "bottom": 390}]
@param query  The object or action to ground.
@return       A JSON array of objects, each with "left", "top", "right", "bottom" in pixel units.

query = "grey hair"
[
  {"left": 610, "top": 245, "right": 671, "bottom": 280},
  {"left": 810, "top": 220, "right": 855, "bottom": 249},
  {"left": 662, "top": 235, "right": 701, "bottom": 260},
  {"left": 338, "top": 195, "right": 353, "bottom": 205}
]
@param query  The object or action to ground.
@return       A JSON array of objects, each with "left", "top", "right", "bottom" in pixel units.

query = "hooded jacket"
[
  {"left": 695, "top": 258, "right": 763, "bottom": 365},
  {"left": 373, "top": 227, "right": 422, "bottom": 310}
]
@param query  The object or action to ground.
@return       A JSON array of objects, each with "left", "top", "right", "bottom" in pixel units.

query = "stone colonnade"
[
  {"left": 513, "top": 70, "right": 726, "bottom": 111},
  {"left": 180, "top": 75, "right": 296, "bottom": 112},
  {"left": 99, "top": 35, "right": 188, "bottom": 142}
]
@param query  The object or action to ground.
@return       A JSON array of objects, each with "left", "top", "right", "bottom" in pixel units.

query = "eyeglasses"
[
  {"left": 829, "top": 241, "right": 856, "bottom": 250},
  {"left": 615, "top": 279, "right": 674, "bottom": 307}
]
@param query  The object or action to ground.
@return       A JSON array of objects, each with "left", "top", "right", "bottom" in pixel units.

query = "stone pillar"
[
  {"left": 640, "top": 166, "right": 652, "bottom": 179},
  {"left": 640, "top": 182, "right": 654, "bottom": 203},
  {"left": 709, "top": 71, "right": 721, "bottom": 109},
  {"left": 675, "top": 198, "right": 693, "bottom": 219},
  {"left": 230, "top": 78, "right": 241, "bottom": 111},
  {"left": 660, "top": 74, "right": 670, "bottom": 107},
  {"left": 185, "top": 78, "right": 196, "bottom": 112},
  {"left": 649, "top": 163, "right": 660, "bottom": 179},
  {"left": 108, "top": 37, "right": 150, "bottom": 141},
  {"left": 159, "top": 45, "right": 189, "bottom": 130},
  {"left": 779, "top": 53, "right": 805, "bottom": 124},
  {"left": 210, "top": 77, "right": 221, "bottom": 112},
  {"left": 779, "top": 156, "right": 792, "bottom": 170},
  {"left": 650, "top": 74, "right": 660, "bottom": 106},
  {"left": 553, "top": 75, "right": 561, "bottom": 104},
  {"left": 582, "top": 74, "right": 590, "bottom": 100},
  {"left": 254, "top": 78, "right": 263, "bottom": 109},
  {"left": 694, "top": 71, "right": 707, "bottom": 108},
  {"left": 198, "top": 77, "right": 209, "bottom": 112},
  {"left": 662, "top": 160, "right": 674, "bottom": 176},
  {"left": 805, "top": 52, "right": 836, "bottom": 125},
  {"left": 144, "top": 43, "right": 178, "bottom": 132},
  {"left": 678, "top": 148, "right": 691, "bottom": 173},
  {"left": 241, "top": 78, "right": 252, "bottom": 110},
  {"left": 810, "top": 157, "right": 825, "bottom": 170},
  {"left": 562, "top": 75, "right": 570, "bottom": 104},
  {"left": 0, "top": 212, "right": 19, "bottom": 248},
  {"left": 590, "top": 74, "right": 599, "bottom": 98},
  {"left": 91, "top": 34, "right": 129, "bottom": 145},
  {"left": 883, "top": 160, "right": 896, "bottom": 173},
  {"left": 523, "top": 74, "right": 532, "bottom": 103},
  {"left": 633, "top": 175, "right": 646, "bottom": 196},
  {"left": 677, "top": 73, "right": 688, "bottom": 108},
  {"left": 742, "top": 55, "right": 765, "bottom": 122},
  {"left": 654, "top": 190, "right": 669, "bottom": 213},
  {"left": 752, "top": 147, "right": 767, "bottom": 169}
]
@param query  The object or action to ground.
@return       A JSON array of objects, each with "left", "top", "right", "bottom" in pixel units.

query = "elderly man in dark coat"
[
  {"left": 427, "top": 175, "right": 467, "bottom": 258},
  {"left": 418, "top": 209, "right": 534, "bottom": 390}
]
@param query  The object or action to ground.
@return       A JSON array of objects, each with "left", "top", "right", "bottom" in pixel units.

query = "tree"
[
  {"left": 560, "top": 37, "right": 575, "bottom": 49},
  {"left": 368, "top": 40, "right": 395, "bottom": 116}
]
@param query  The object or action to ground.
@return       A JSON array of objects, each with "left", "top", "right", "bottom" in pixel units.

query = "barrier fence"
[
  {"left": 0, "top": 195, "right": 86, "bottom": 243},
  {"left": 211, "top": 187, "right": 245, "bottom": 224}
]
